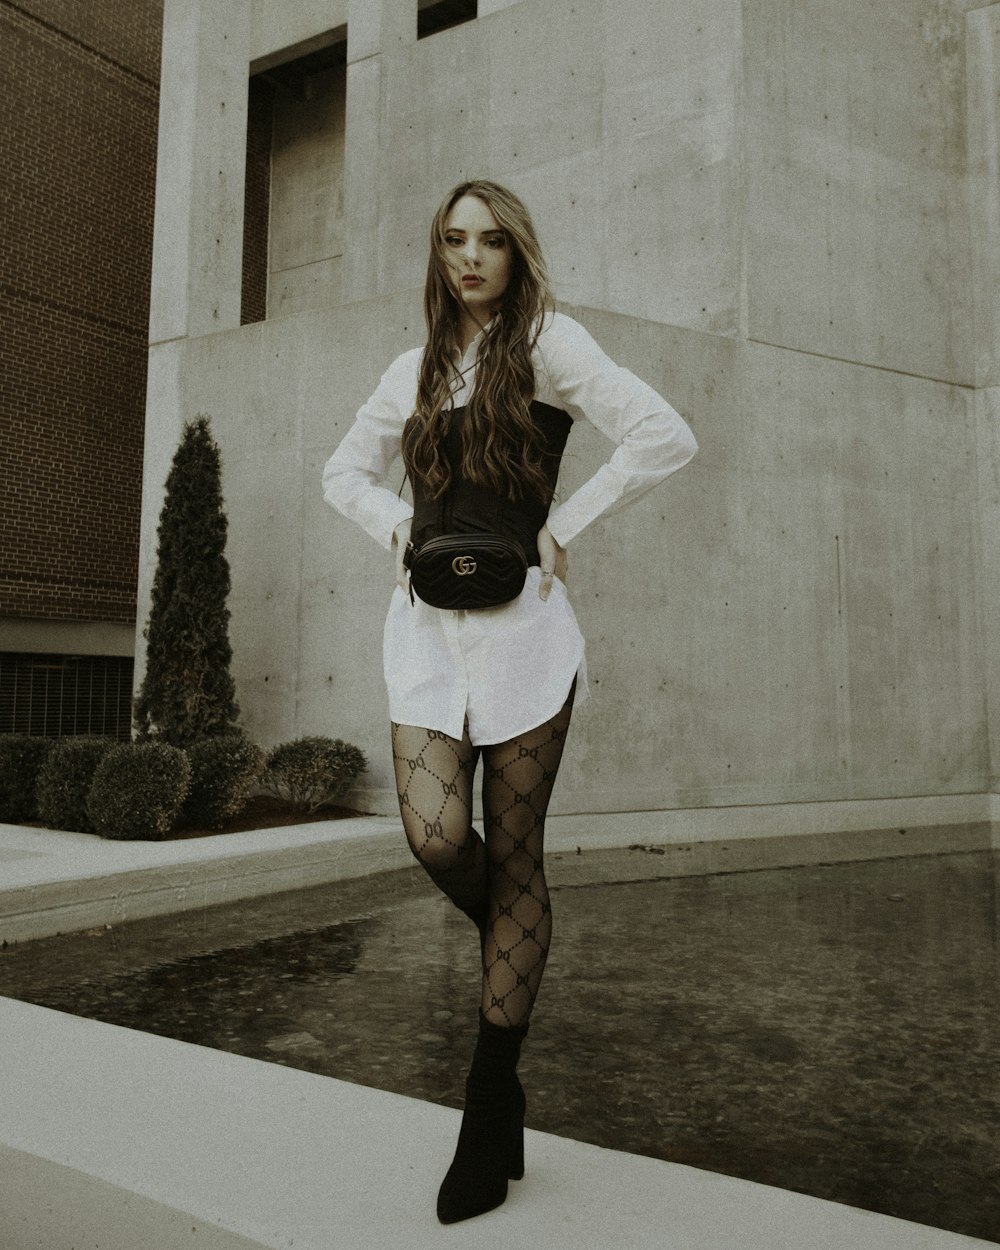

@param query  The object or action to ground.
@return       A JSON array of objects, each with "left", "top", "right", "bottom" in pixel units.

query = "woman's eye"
[
  {"left": 486, "top": 236, "right": 506, "bottom": 248},
  {"left": 445, "top": 236, "right": 463, "bottom": 247}
]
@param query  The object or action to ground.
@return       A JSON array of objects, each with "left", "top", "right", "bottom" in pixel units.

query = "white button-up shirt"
[{"left": 322, "top": 311, "right": 697, "bottom": 745}]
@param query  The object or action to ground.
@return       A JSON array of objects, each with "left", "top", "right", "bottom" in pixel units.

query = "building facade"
[
  {"left": 141, "top": 0, "right": 1000, "bottom": 829},
  {"left": 0, "top": 0, "right": 163, "bottom": 737}
]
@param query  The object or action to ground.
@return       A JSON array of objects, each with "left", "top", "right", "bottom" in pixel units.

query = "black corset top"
[{"left": 408, "top": 401, "right": 573, "bottom": 568}]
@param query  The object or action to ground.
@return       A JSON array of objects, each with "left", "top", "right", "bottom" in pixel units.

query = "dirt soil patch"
[{"left": 171, "top": 794, "right": 370, "bottom": 839}]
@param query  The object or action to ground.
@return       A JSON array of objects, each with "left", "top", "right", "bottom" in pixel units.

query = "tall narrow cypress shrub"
[{"left": 134, "top": 416, "right": 239, "bottom": 744}]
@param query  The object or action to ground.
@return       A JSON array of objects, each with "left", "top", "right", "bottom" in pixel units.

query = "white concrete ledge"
[
  {"left": 2, "top": 796, "right": 997, "bottom": 944},
  {"left": 356, "top": 786, "right": 1000, "bottom": 833},
  {"left": 551, "top": 792, "right": 1000, "bottom": 844},
  {"left": 0, "top": 817, "right": 409, "bottom": 944},
  {"left": 2, "top": 997, "right": 993, "bottom": 1250}
]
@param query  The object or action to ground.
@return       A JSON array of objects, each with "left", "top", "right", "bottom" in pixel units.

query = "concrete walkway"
[
  {"left": 1, "top": 815, "right": 997, "bottom": 1248},
  {"left": 2, "top": 995, "right": 995, "bottom": 1250}
]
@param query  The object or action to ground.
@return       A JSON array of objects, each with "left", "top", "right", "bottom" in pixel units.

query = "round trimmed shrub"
[
  {"left": 36, "top": 737, "right": 115, "bottom": 833},
  {"left": 87, "top": 742, "right": 192, "bottom": 840},
  {"left": 0, "top": 735, "right": 56, "bottom": 823},
  {"left": 261, "top": 737, "right": 367, "bottom": 814},
  {"left": 180, "top": 733, "right": 264, "bottom": 830}
]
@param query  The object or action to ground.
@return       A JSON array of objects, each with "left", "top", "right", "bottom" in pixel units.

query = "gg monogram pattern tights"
[{"left": 391, "top": 690, "right": 574, "bottom": 1028}]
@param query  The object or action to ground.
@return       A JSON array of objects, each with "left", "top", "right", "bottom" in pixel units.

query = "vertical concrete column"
[
  {"left": 975, "top": 387, "right": 1000, "bottom": 794},
  {"left": 967, "top": 7, "right": 1000, "bottom": 793},
  {"left": 967, "top": 6, "right": 1000, "bottom": 390},
  {"left": 347, "top": 0, "right": 414, "bottom": 60},
  {"left": 134, "top": 342, "right": 185, "bottom": 699},
  {"left": 342, "top": 0, "right": 415, "bottom": 303},
  {"left": 138, "top": 0, "right": 252, "bottom": 696},
  {"left": 149, "top": 0, "right": 251, "bottom": 343}
]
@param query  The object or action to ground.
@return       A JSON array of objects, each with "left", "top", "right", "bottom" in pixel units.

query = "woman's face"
[{"left": 442, "top": 194, "right": 513, "bottom": 322}]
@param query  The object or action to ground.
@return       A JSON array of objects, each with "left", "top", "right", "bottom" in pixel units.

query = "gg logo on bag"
[{"left": 452, "top": 554, "right": 478, "bottom": 576}]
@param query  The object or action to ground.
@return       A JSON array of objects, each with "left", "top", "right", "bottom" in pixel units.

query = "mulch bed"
[{"left": 170, "top": 794, "right": 369, "bottom": 839}]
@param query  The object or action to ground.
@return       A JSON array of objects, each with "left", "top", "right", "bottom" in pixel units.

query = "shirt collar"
[{"left": 457, "top": 318, "right": 495, "bottom": 369}]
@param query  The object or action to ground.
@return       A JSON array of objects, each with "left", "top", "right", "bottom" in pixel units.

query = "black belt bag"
[{"left": 404, "top": 533, "right": 528, "bottom": 610}]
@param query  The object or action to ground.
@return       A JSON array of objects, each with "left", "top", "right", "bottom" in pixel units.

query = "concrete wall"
[
  {"left": 339, "top": 0, "right": 744, "bottom": 325},
  {"left": 249, "top": 0, "right": 346, "bottom": 66},
  {"left": 142, "top": 0, "right": 993, "bottom": 822},
  {"left": 745, "top": 0, "right": 973, "bottom": 384}
]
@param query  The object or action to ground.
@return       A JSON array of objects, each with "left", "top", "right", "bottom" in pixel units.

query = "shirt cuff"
[
  {"left": 543, "top": 509, "right": 576, "bottom": 549},
  {"left": 379, "top": 500, "right": 415, "bottom": 551},
  {"left": 546, "top": 468, "right": 627, "bottom": 547}
]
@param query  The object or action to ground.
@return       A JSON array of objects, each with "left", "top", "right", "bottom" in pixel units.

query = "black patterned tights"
[{"left": 391, "top": 692, "right": 574, "bottom": 1028}]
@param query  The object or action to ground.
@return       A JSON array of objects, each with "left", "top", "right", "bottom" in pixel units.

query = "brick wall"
[{"left": 0, "top": 0, "right": 162, "bottom": 624}]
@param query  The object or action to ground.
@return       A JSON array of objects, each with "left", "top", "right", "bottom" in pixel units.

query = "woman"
[{"left": 323, "top": 179, "right": 697, "bottom": 1223}]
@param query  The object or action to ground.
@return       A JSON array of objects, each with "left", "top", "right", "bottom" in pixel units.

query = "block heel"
[{"left": 436, "top": 1015, "right": 529, "bottom": 1224}]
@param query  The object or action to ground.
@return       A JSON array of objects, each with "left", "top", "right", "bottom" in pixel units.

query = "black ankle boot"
[{"left": 436, "top": 1014, "right": 528, "bottom": 1224}]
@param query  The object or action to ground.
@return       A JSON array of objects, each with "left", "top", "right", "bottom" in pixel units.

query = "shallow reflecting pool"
[{"left": 2, "top": 847, "right": 998, "bottom": 1242}]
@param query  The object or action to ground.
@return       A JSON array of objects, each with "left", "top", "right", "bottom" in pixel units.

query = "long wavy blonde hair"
[{"left": 402, "top": 180, "right": 555, "bottom": 501}]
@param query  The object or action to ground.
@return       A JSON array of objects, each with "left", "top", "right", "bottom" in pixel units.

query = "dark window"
[
  {"left": 255, "top": 38, "right": 347, "bottom": 100},
  {"left": 241, "top": 75, "right": 276, "bottom": 326},
  {"left": 418, "top": 0, "right": 477, "bottom": 39},
  {"left": 0, "top": 653, "right": 134, "bottom": 740}
]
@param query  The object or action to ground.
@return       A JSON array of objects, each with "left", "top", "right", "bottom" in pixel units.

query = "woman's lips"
[{"left": 461, "top": 276, "right": 484, "bottom": 287}]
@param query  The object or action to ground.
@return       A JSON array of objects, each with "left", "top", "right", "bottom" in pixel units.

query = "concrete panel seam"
[
  {"left": 148, "top": 333, "right": 192, "bottom": 347},
  {"left": 746, "top": 337, "right": 975, "bottom": 389}
]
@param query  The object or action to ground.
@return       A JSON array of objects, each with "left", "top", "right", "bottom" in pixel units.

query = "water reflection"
[{"left": 1, "top": 849, "right": 997, "bottom": 1241}]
